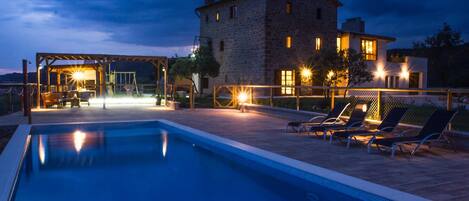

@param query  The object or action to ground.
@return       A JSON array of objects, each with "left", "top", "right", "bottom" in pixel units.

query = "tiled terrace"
[{"left": 1, "top": 107, "right": 469, "bottom": 200}]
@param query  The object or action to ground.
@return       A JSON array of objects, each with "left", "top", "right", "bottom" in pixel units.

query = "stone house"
[{"left": 195, "top": 0, "right": 427, "bottom": 95}]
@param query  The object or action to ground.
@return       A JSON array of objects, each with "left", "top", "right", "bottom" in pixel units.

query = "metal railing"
[
  {"left": 0, "top": 83, "right": 36, "bottom": 124},
  {"left": 213, "top": 85, "right": 469, "bottom": 131}
]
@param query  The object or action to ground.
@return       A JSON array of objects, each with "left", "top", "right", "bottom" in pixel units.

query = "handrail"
[{"left": 214, "top": 85, "right": 469, "bottom": 93}]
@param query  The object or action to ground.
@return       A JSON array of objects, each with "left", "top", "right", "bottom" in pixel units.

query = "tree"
[
  {"left": 308, "top": 48, "right": 373, "bottom": 100},
  {"left": 170, "top": 46, "right": 220, "bottom": 94},
  {"left": 412, "top": 23, "right": 467, "bottom": 87},
  {"left": 413, "top": 23, "right": 464, "bottom": 49},
  {"left": 342, "top": 49, "right": 373, "bottom": 97}
]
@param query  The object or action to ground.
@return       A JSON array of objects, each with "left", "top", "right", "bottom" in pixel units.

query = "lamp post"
[{"left": 238, "top": 92, "right": 248, "bottom": 113}]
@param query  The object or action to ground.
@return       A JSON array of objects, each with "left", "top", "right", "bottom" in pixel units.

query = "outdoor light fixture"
[
  {"left": 301, "top": 67, "right": 313, "bottom": 80},
  {"left": 238, "top": 92, "right": 249, "bottom": 113},
  {"left": 327, "top": 70, "right": 335, "bottom": 80},
  {"left": 400, "top": 65, "right": 410, "bottom": 80},
  {"left": 374, "top": 65, "right": 386, "bottom": 80},
  {"left": 361, "top": 104, "right": 368, "bottom": 113},
  {"left": 72, "top": 71, "right": 85, "bottom": 81},
  {"left": 38, "top": 64, "right": 43, "bottom": 70},
  {"left": 89, "top": 97, "right": 157, "bottom": 107}
]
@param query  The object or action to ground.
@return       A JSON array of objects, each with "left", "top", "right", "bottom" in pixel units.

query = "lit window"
[
  {"left": 336, "top": 37, "right": 341, "bottom": 52},
  {"left": 230, "top": 6, "right": 238, "bottom": 19},
  {"left": 286, "top": 36, "right": 292, "bottom": 48},
  {"left": 316, "top": 8, "right": 322, "bottom": 20},
  {"left": 281, "top": 70, "right": 295, "bottom": 95},
  {"left": 315, "top": 37, "right": 322, "bottom": 51},
  {"left": 219, "top": 40, "right": 224, "bottom": 51},
  {"left": 216, "top": 11, "right": 221, "bottom": 22},
  {"left": 286, "top": 2, "right": 292, "bottom": 14},
  {"left": 361, "top": 39, "right": 377, "bottom": 61}
]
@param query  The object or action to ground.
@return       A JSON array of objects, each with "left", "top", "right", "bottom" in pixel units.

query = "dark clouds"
[{"left": 35, "top": 0, "right": 203, "bottom": 47}]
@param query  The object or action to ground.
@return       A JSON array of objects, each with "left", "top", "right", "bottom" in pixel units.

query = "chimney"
[{"left": 342, "top": 18, "right": 365, "bottom": 33}]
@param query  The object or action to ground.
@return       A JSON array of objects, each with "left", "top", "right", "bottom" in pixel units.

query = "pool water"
[{"left": 12, "top": 122, "right": 359, "bottom": 201}]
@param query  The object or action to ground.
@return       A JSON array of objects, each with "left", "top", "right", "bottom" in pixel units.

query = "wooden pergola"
[{"left": 36, "top": 52, "right": 169, "bottom": 109}]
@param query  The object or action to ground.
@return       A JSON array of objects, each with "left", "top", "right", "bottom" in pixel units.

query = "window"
[
  {"left": 315, "top": 37, "right": 322, "bottom": 51},
  {"left": 281, "top": 70, "right": 295, "bottom": 95},
  {"left": 316, "top": 8, "right": 322, "bottom": 20},
  {"left": 230, "top": 6, "right": 238, "bottom": 19},
  {"left": 205, "top": 15, "right": 209, "bottom": 23},
  {"left": 361, "top": 39, "right": 377, "bottom": 61},
  {"left": 385, "top": 76, "right": 400, "bottom": 88},
  {"left": 216, "top": 11, "right": 221, "bottom": 22},
  {"left": 202, "top": 78, "right": 209, "bottom": 89},
  {"left": 286, "top": 36, "right": 292, "bottom": 48},
  {"left": 286, "top": 2, "right": 292, "bottom": 14},
  {"left": 219, "top": 41, "right": 224, "bottom": 51},
  {"left": 336, "top": 37, "right": 341, "bottom": 52}
]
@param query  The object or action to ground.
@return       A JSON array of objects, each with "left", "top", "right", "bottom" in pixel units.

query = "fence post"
[
  {"left": 330, "top": 87, "right": 335, "bottom": 112},
  {"left": 377, "top": 90, "right": 383, "bottom": 121},
  {"left": 249, "top": 87, "right": 253, "bottom": 104},
  {"left": 213, "top": 86, "right": 217, "bottom": 108},
  {"left": 296, "top": 88, "right": 300, "bottom": 111},
  {"left": 23, "top": 59, "right": 28, "bottom": 116},
  {"left": 446, "top": 89, "right": 453, "bottom": 111},
  {"left": 269, "top": 87, "right": 273, "bottom": 107}
]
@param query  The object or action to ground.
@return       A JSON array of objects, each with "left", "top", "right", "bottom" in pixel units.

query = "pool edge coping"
[
  {"left": 0, "top": 125, "right": 31, "bottom": 201},
  {"left": 0, "top": 119, "right": 429, "bottom": 201}
]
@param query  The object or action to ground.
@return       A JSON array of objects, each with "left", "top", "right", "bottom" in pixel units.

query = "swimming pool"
[{"left": 1, "top": 120, "right": 427, "bottom": 201}]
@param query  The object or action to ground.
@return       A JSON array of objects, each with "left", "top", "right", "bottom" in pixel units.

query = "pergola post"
[
  {"left": 56, "top": 70, "right": 61, "bottom": 92},
  {"left": 35, "top": 55, "right": 43, "bottom": 109},
  {"left": 46, "top": 59, "right": 51, "bottom": 92},
  {"left": 95, "top": 67, "right": 101, "bottom": 96},
  {"left": 163, "top": 59, "right": 168, "bottom": 106}
]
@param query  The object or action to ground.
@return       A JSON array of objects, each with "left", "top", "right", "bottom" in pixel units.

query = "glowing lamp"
[
  {"left": 238, "top": 92, "right": 248, "bottom": 104},
  {"left": 327, "top": 70, "right": 335, "bottom": 80},
  {"left": 301, "top": 68, "right": 313, "bottom": 80},
  {"left": 400, "top": 66, "right": 410, "bottom": 80},
  {"left": 374, "top": 65, "right": 386, "bottom": 80},
  {"left": 72, "top": 71, "right": 85, "bottom": 81},
  {"left": 361, "top": 104, "right": 368, "bottom": 112}
]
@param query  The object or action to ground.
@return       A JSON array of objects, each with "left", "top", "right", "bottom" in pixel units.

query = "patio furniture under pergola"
[{"left": 35, "top": 53, "right": 169, "bottom": 109}]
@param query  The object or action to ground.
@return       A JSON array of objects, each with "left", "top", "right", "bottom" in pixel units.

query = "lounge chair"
[
  {"left": 286, "top": 103, "right": 350, "bottom": 133},
  {"left": 368, "top": 109, "right": 458, "bottom": 157},
  {"left": 309, "top": 102, "right": 370, "bottom": 141},
  {"left": 332, "top": 107, "right": 408, "bottom": 148}
]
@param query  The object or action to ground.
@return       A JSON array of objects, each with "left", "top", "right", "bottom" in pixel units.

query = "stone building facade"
[
  {"left": 196, "top": 0, "right": 340, "bottom": 92},
  {"left": 196, "top": 1, "right": 428, "bottom": 95}
]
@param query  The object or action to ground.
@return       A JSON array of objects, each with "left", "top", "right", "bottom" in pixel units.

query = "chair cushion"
[{"left": 374, "top": 137, "right": 421, "bottom": 147}]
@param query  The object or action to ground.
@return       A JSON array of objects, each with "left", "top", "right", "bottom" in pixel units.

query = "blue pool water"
[{"left": 12, "top": 121, "right": 360, "bottom": 201}]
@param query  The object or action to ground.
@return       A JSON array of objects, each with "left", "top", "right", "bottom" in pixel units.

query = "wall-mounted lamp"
[
  {"left": 374, "top": 64, "right": 386, "bottom": 80},
  {"left": 400, "top": 65, "right": 410, "bottom": 80}
]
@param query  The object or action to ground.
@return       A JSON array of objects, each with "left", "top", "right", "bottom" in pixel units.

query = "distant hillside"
[
  {"left": 0, "top": 61, "right": 170, "bottom": 84},
  {"left": 388, "top": 43, "right": 469, "bottom": 88}
]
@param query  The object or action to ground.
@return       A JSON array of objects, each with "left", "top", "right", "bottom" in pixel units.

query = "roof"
[
  {"left": 36, "top": 53, "right": 168, "bottom": 65},
  {"left": 339, "top": 30, "right": 396, "bottom": 42},
  {"left": 196, "top": 0, "right": 342, "bottom": 11}
]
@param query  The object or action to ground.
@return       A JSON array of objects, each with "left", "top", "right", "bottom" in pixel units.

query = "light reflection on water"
[{"left": 73, "top": 130, "right": 87, "bottom": 153}]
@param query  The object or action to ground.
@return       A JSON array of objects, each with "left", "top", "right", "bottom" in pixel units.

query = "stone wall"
[
  {"left": 198, "top": 0, "right": 338, "bottom": 89},
  {"left": 198, "top": 0, "right": 267, "bottom": 87},
  {"left": 264, "top": 0, "right": 338, "bottom": 84}
]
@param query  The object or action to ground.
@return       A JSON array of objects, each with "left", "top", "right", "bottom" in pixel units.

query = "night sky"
[{"left": 0, "top": 0, "right": 467, "bottom": 74}]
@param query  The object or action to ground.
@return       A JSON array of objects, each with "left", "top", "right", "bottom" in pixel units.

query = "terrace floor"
[{"left": 1, "top": 106, "right": 469, "bottom": 200}]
